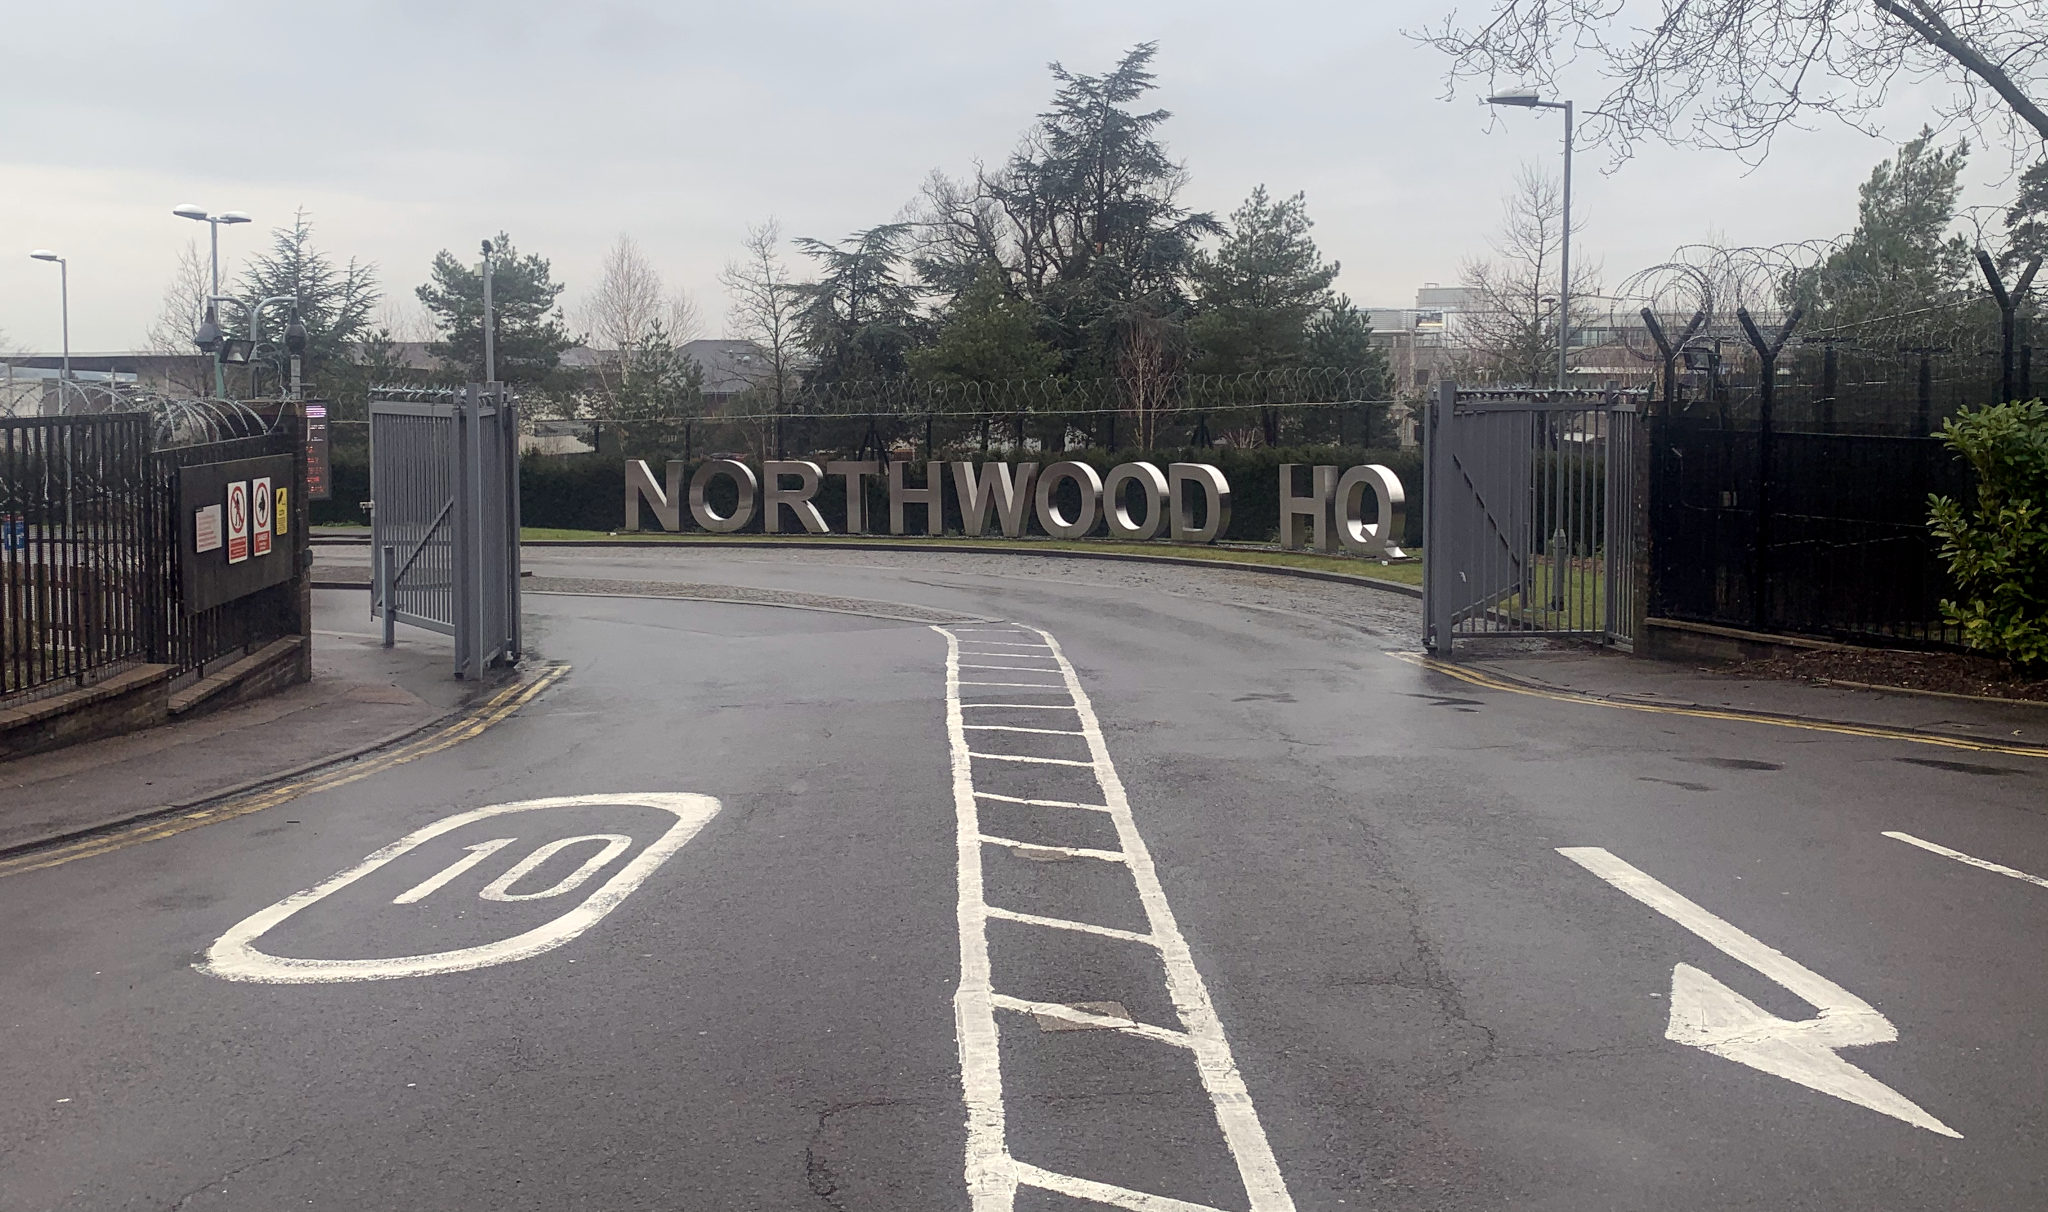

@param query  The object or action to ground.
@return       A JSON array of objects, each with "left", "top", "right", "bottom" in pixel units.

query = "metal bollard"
[{"left": 378, "top": 544, "right": 396, "bottom": 648}]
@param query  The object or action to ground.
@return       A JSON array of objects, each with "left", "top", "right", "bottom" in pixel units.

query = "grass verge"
[{"left": 312, "top": 524, "right": 1425, "bottom": 587}]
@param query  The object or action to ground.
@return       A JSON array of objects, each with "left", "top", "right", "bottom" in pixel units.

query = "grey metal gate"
[
  {"left": 370, "top": 384, "right": 521, "bottom": 678},
  {"left": 1423, "top": 382, "right": 1644, "bottom": 656}
]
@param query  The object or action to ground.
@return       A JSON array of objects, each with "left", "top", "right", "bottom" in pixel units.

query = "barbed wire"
[
  {"left": 1605, "top": 238, "right": 2024, "bottom": 364},
  {"left": 18, "top": 380, "right": 282, "bottom": 446}
]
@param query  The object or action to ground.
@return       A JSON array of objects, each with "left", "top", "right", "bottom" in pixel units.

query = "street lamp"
[
  {"left": 29, "top": 250, "right": 70, "bottom": 411},
  {"left": 173, "top": 203, "right": 251, "bottom": 396},
  {"left": 1488, "top": 89, "right": 1575, "bottom": 392}
]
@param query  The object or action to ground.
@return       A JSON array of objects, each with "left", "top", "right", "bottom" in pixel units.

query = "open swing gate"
[
  {"left": 1423, "top": 382, "right": 1645, "bottom": 657},
  {"left": 369, "top": 385, "right": 521, "bottom": 678}
]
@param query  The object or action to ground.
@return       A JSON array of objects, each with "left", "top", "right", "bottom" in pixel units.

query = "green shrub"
[{"left": 1927, "top": 399, "right": 2048, "bottom": 670}]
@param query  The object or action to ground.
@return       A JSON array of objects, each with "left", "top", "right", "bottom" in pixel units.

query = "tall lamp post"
[
  {"left": 28, "top": 250, "right": 69, "bottom": 412},
  {"left": 1487, "top": 89, "right": 1574, "bottom": 391},
  {"left": 172, "top": 204, "right": 251, "bottom": 397}
]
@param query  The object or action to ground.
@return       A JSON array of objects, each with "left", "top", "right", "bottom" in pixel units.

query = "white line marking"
[
  {"left": 974, "top": 791, "right": 1113, "bottom": 813},
  {"left": 957, "top": 640, "right": 1056, "bottom": 649},
  {"left": 991, "top": 994, "right": 1194, "bottom": 1049},
  {"left": 969, "top": 751, "right": 1098, "bottom": 768},
  {"left": 940, "top": 632, "right": 1013, "bottom": 1208},
  {"left": 959, "top": 664, "right": 1067, "bottom": 674},
  {"left": 964, "top": 725, "right": 1088, "bottom": 736},
  {"left": 959, "top": 681, "right": 1075, "bottom": 689},
  {"left": 984, "top": 904, "right": 1157, "bottom": 945},
  {"left": 1884, "top": 831, "right": 2048, "bottom": 890},
  {"left": 961, "top": 703, "right": 1080, "bottom": 710},
  {"left": 1010, "top": 1161, "right": 1230, "bottom": 1212},
  {"left": 938, "top": 624, "right": 1296, "bottom": 1211},
  {"left": 980, "top": 834, "right": 1127, "bottom": 863},
  {"left": 1559, "top": 846, "right": 1959, "bottom": 1138},
  {"left": 478, "top": 834, "right": 633, "bottom": 901},
  {"left": 392, "top": 837, "right": 514, "bottom": 904},
  {"left": 200, "top": 794, "right": 720, "bottom": 984}
]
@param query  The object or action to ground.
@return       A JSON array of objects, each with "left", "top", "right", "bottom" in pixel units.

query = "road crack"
[{"left": 165, "top": 1137, "right": 311, "bottom": 1211}]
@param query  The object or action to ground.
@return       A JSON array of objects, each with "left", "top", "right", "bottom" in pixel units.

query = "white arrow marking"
[
  {"left": 1559, "top": 846, "right": 1959, "bottom": 1138},
  {"left": 1884, "top": 830, "right": 2048, "bottom": 891}
]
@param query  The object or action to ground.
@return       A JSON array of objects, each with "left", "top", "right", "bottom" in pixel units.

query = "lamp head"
[
  {"left": 284, "top": 307, "right": 308, "bottom": 355},
  {"left": 172, "top": 203, "right": 209, "bottom": 221},
  {"left": 29, "top": 249, "right": 61, "bottom": 263},
  {"left": 195, "top": 304, "right": 222, "bottom": 352},
  {"left": 219, "top": 211, "right": 252, "bottom": 225},
  {"left": 1487, "top": 88, "right": 1543, "bottom": 107}
]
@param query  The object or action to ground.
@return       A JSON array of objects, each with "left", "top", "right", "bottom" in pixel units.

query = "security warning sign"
[
  {"left": 252, "top": 476, "right": 273, "bottom": 557},
  {"left": 194, "top": 504, "right": 223, "bottom": 554},
  {"left": 177, "top": 454, "right": 295, "bottom": 613},
  {"left": 226, "top": 481, "right": 250, "bottom": 564}
]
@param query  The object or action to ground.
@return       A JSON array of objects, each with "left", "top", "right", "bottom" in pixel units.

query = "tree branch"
[{"left": 1876, "top": 0, "right": 2048, "bottom": 141}]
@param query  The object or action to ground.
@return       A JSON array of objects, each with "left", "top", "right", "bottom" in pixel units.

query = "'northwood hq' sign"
[{"left": 625, "top": 458, "right": 1406, "bottom": 556}]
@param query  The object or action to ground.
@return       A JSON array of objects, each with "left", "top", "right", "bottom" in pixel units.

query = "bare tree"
[
  {"left": 1417, "top": 0, "right": 2048, "bottom": 165},
  {"left": 579, "top": 234, "right": 665, "bottom": 353},
  {"left": 718, "top": 219, "right": 804, "bottom": 414},
  {"left": 1457, "top": 166, "right": 1604, "bottom": 386},
  {"left": 664, "top": 291, "right": 703, "bottom": 347},
  {"left": 141, "top": 240, "right": 220, "bottom": 395},
  {"left": 143, "top": 240, "right": 212, "bottom": 354}
]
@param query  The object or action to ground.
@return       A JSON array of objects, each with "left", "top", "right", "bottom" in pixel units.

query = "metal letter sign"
[
  {"left": 226, "top": 480, "right": 249, "bottom": 564},
  {"left": 251, "top": 475, "right": 273, "bottom": 557}
]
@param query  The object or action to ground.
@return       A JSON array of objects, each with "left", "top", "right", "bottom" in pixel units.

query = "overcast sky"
[{"left": 0, "top": 0, "right": 2024, "bottom": 353}]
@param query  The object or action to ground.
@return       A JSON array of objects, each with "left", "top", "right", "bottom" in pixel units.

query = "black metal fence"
[
  {"left": 1, "top": 411, "right": 300, "bottom": 701},
  {"left": 1642, "top": 301, "right": 2016, "bottom": 646},
  {"left": 1, "top": 414, "right": 155, "bottom": 698},
  {"left": 1649, "top": 422, "right": 1973, "bottom": 645}
]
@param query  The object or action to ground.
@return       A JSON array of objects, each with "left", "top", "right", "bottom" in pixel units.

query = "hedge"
[{"left": 319, "top": 446, "right": 1426, "bottom": 547}]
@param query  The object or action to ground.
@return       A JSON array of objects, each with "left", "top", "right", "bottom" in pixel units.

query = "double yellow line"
[
  {"left": 0, "top": 663, "right": 570, "bottom": 881},
  {"left": 1388, "top": 651, "right": 2048, "bottom": 760}
]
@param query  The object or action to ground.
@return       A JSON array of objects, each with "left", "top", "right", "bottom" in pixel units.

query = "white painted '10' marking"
[{"left": 199, "top": 793, "right": 719, "bottom": 984}]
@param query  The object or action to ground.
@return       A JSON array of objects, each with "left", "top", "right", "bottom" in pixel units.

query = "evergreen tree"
[
  {"left": 229, "top": 209, "right": 380, "bottom": 396},
  {"left": 416, "top": 232, "right": 575, "bottom": 389},
  {"left": 909, "top": 265, "right": 1058, "bottom": 384},
  {"left": 1187, "top": 187, "right": 1340, "bottom": 374},
  {"left": 792, "top": 224, "right": 921, "bottom": 387},
  {"left": 2005, "top": 159, "right": 2048, "bottom": 274},
  {"left": 1787, "top": 129, "right": 1976, "bottom": 326},
  {"left": 1304, "top": 294, "right": 1393, "bottom": 443},
  {"left": 918, "top": 43, "right": 1217, "bottom": 374}
]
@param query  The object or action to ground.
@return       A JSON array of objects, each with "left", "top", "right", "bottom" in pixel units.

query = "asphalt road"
[{"left": 2, "top": 548, "right": 2044, "bottom": 1211}]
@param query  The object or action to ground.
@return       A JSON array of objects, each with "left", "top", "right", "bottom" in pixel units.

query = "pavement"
[
  {"left": 1, "top": 545, "right": 2045, "bottom": 1211},
  {"left": 0, "top": 591, "right": 482, "bottom": 855}
]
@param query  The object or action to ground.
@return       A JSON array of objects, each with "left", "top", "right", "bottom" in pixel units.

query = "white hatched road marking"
[
  {"left": 938, "top": 623, "right": 1296, "bottom": 1212},
  {"left": 960, "top": 681, "right": 1074, "bottom": 689},
  {"left": 1884, "top": 831, "right": 2048, "bottom": 890},
  {"left": 970, "top": 752, "right": 1097, "bottom": 768},
  {"left": 984, "top": 905, "right": 1158, "bottom": 945},
  {"left": 990, "top": 994, "right": 1197, "bottom": 1049},
  {"left": 964, "top": 725, "right": 1087, "bottom": 736},
  {"left": 979, "top": 834, "right": 1129, "bottom": 863},
  {"left": 973, "top": 791, "right": 1113, "bottom": 813}
]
